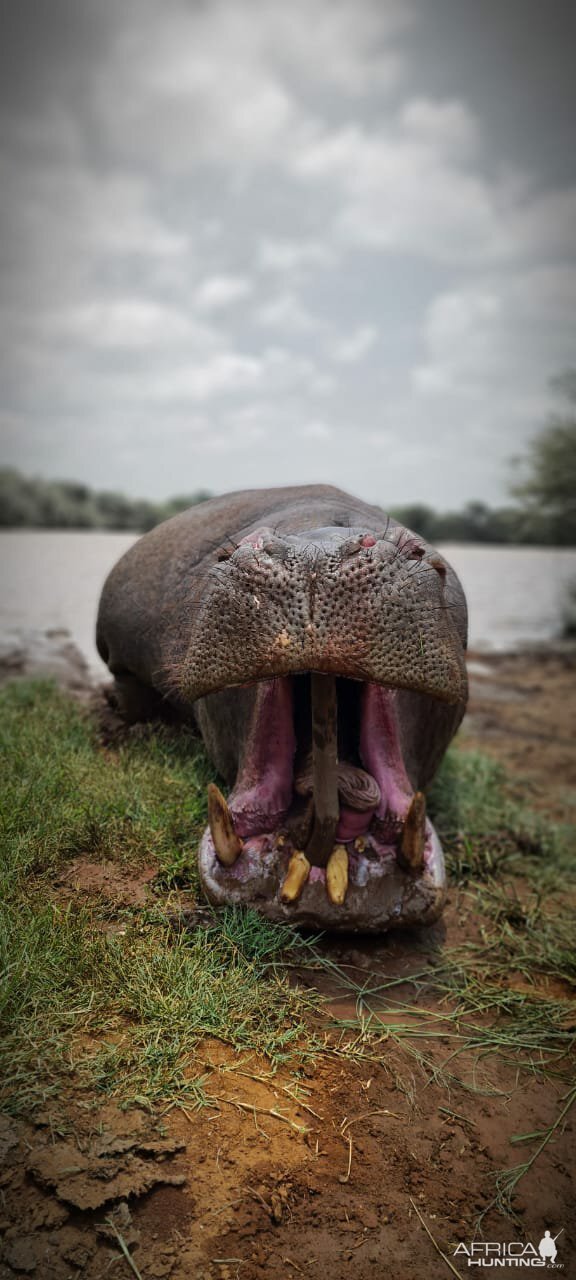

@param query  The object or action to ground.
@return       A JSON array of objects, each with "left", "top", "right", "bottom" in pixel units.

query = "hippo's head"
[{"left": 177, "top": 520, "right": 468, "bottom": 932}]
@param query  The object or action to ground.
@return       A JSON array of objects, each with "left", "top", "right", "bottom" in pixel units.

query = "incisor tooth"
[
  {"left": 326, "top": 844, "right": 348, "bottom": 906},
  {"left": 207, "top": 783, "right": 243, "bottom": 866},
  {"left": 280, "top": 850, "right": 311, "bottom": 903},
  {"left": 399, "top": 791, "right": 426, "bottom": 874}
]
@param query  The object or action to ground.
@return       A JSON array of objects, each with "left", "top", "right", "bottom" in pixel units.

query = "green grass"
[
  {"left": 0, "top": 678, "right": 210, "bottom": 883},
  {"left": 0, "top": 682, "right": 321, "bottom": 1115},
  {"left": 428, "top": 749, "right": 569, "bottom": 883}
]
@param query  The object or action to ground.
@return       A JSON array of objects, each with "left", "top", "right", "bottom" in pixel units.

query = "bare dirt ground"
[
  {"left": 463, "top": 649, "right": 576, "bottom": 826},
  {"left": 1, "top": 651, "right": 575, "bottom": 1280}
]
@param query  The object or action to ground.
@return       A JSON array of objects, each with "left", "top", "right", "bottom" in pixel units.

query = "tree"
[
  {"left": 388, "top": 504, "right": 439, "bottom": 541},
  {"left": 512, "top": 370, "right": 576, "bottom": 545}
]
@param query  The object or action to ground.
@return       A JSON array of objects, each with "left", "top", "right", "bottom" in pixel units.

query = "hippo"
[{"left": 96, "top": 485, "right": 468, "bottom": 931}]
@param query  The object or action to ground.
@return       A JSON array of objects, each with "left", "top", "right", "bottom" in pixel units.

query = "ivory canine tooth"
[
  {"left": 280, "top": 850, "right": 311, "bottom": 903},
  {"left": 399, "top": 791, "right": 426, "bottom": 873},
  {"left": 326, "top": 844, "right": 349, "bottom": 906},
  {"left": 207, "top": 783, "right": 243, "bottom": 866}
]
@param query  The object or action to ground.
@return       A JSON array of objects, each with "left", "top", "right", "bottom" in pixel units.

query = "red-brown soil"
[{"left": 1, "top": 651, "right": 575, "bottom": 1279}]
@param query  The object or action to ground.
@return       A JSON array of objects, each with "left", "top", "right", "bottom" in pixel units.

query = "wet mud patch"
[
  {"left": 54, "top": 857, "right": 159, "bottom": 909},
  {"left": 0, "top": 1104, "right": 188, "bottom": 1278},
  {"left": 463, "top": 649, "right": 576, "bottom": 823}
]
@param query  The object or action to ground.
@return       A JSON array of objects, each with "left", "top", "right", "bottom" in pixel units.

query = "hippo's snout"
[{"left": 179, "top": 524, "right": 467, "bottom": 707}]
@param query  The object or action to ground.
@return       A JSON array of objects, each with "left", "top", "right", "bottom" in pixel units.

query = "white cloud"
[
  {"left": 258, "top": 237, "right": 336, "bottom": 273},
  {"left": 79, "top": 0, "right": 413, "bottom": 191},
  {"left": 413, "top": 269, "right": 576, "bottom": 401},
  {"left": 0, "top": 167, "right": 190, "bottom": 324},
  {"left": 52, "top": 172, "right": 188, "bottom": 259},
  {"left": 148, "top": 352, "right": 263, "bottom": 402},
  {"left": 331, "top": 325, "right": 378, "bottom": 363},
  {"left": 135, "top": 343, "right": 337, "bottom": 406},
  {"left": 298, "top": 419, "right": 334, "bottom": 440},
  {"left": 291, "top": 118, "right": 502, "bottom": 265},
  {"left": 222, "top": 404, "right": 271, "bottom": 443},
  {"left": 413, "top": 292, "right": 502, "bottom": 393},
  {"left": 46, "top": 299, "right": 204, "bottom": 350},
  {"left": 255, "top": 291, "right": 323, "bottom": 334},
  {"left": 497, "top": 185, "right": 576, "bottom": 262},
  {"left": 94, "top": 5, "right": 309, "bottom": 176},
  {"left": 195, "top": 274, "right": 254, "bottom": 310},
  {"left": 260, "top": 0, "right": 409, "bottom": 96},
  {"left": 289, "top": 96, "right": 576, "bottom": 270},
  {"left": 399, "top": 98, "right": 479, "bottom": 155},
  {"left": 257, "top": 346, "right": 336, "bottom": 396}
]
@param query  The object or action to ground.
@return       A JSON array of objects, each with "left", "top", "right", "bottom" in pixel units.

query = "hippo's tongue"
[{"left": 336, "top": 806, "right": 377, "bottom": 841}]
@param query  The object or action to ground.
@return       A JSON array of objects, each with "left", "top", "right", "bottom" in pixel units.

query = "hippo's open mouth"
[{"left": 199, "top": 671, "right": 446, "bottom": 931}]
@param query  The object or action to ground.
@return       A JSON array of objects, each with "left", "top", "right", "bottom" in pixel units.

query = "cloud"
[
  {"left": 90, "top": 3, "right": 309, "bottom": 176},
  {"left": 258, "top": 0, "right": 409, "bottom": 96},
  {"left": 412, "top": 292, "right": 502, "bottom": 393},
  {"left": 195, "top": 275, "right": 254, "bottom": 310},
  {"left": 258, "top": 237, "right": 336, "bottom": 273},
  {"left": 330, "top": 325, "right": 378, "bottom": 363},
  {"left": 413, "top": 269, "right": 576, "bottom": 401},
  {"left": 289, "top": 95, "right": 576, "bottom": 269},
  {"left": 45, "top": 299, "right": 205, "bottom": 350},
  {"left": 290, "top": 113, "right": 502, "bottom": 265},
  {"left": 254, "top": 291, "right": 324, "bottom": 334},
  {"left": 298, "top": 419, "right": 334, "bottom": 440},
  {"left": 399, "top": 98, "right": 479, "bottom": 155},
  {"left": 135, "top": 352, "right": 264, "bottom": 403},
  {"left": 257, "top": 347, "right": 336, "bottom": 396}
]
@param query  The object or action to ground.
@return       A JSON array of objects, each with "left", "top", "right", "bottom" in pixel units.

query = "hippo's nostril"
[
  {"left": 404, "top": 540, "right": 426, "bottom": 559},
  {"left": 238, "top": 526, "right": 277, "bottom": 552},
  {"left": 342, "top": 533, "right": 377, "bottom": 558}
]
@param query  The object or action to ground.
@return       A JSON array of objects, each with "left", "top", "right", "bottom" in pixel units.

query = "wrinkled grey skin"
[{"left": 97, "top": 484, "right": 468, "bottom": 930}]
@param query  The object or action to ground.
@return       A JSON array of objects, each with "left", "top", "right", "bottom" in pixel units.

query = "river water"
[{"left": 1, "top": 531, "right": 575, "bottom": 678}]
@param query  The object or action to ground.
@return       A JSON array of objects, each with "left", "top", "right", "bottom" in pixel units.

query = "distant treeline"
[
  {"left": 0, "top": 469, "right": 211, "bottom": 532},
  {"left": 387, "top": 502, "right": 562, "bottom": 545},
  {"left": 0, "top": 467, "right": 572, "bottom": 544}
]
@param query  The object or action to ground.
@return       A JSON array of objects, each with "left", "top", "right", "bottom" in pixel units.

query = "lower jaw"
[{"left": 197, "top": 823, "right": 446, "bottom": 933}]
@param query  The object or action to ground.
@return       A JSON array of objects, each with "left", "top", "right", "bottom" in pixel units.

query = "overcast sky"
[{"left": 1, "top": 0, "right": 575, "bottom": 509}]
